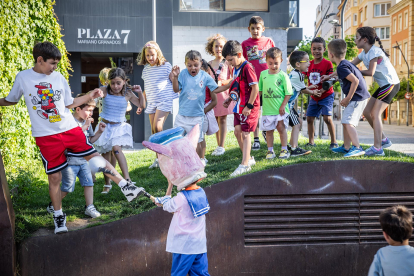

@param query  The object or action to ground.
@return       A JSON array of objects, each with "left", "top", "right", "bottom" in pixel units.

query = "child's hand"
[
  {"left": 171, "top": 66, "right": 180, "bottom": 78},
  {"left": 98, "top": 122, "right": 106, "bottom": 132},
  {"left": 313, "top": 90, "right": 322, "bottom": 97},
  {"left": 340, "top": 97, "right": 351, "bottom": 107},
  {"left": 223, "top": 97, "right": 232, "bottom": 108},
  {"left": 279, "top": 106, "right": 286, "bottom": 116},
  {"left": 320, "top": 75, "right": 330, "bottom": 82},
  {"left": 86, "top": 117, "right": 94, "bottom": 126},
  {"left": 136, "top": 107, "right": 143, "bottom": 115},
  {"left": 242, "top": 106, "right": 251, "bottom": 116},
  {"left": 132, "top": 85, "right": 142, "bottom": 93},
  {"left": 308, "top": 84, "right": 318, "bottom": 90},
  {"left": 90, "top": 88, "right": 104, "bottom": 99}
]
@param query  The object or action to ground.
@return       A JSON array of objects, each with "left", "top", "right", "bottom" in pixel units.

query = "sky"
[{"left": 300, "top": 0, "right": 320, "bottom": 39}]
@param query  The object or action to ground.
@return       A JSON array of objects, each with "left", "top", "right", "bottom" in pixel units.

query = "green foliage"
[
  {"left": 368, "top": 76, "right": 413, "bottom": 103},
  {"left": 0, "top": 0, "right": 71, "bottom": 171}
]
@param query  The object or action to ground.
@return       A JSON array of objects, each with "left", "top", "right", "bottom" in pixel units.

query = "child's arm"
[
  {"left": 204, "top": 90, "right": 217, "bottom": 114},
  {"left": 212, "top": 82, "right": 231, "bottom": 94},
  {"left": 82, "top": 117, "right": 94, "bottom": 132},
  {"left": 242, "top": 84, "right": 259, "bottom": 116},
  {"left": 89, "top": 122, "right": 106, "bottom": 143},
  {"left": 340, "top": 73, "right": 359, "bottom": 107},
  {"left": 127, "top": 85, "right": 144, "bottom": 109},
  {"left": 351, "top": 56, "right": 363, "bottom": 66},
  {"left": 359, "top": 58, "right": 378, "bottom": 77},
  {"left": 0, "top": 98, "right": 18, "bottom": 106},
  {"left": 171, "top": 66, "right": 181, "bottom": 93},
  {"left": 67, "top": 88, "right": 103, "bottom": 109},
  {"left": 302, "top": 85, "right": 321, "bottom": 96}
]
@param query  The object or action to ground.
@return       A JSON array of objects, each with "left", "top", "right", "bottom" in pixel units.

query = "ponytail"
[
  {"left": 357, "top": 26, "right": 389, "bottom": 57},
  {"left": 201, "top": 59, "right": 219, "bottom": 83},
  {"left": 375, "top": 36, "right": 390, "bottom": 57},
  {"left": 207, "top": 63, "right": 219, "bottom": 83}
]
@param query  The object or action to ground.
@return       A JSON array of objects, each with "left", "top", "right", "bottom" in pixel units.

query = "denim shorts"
[
  {"left": 61, "top": 163, "right": 94, "bottom": 193},
  {"left": 306, "top": 93, "right": 335, "bottom": 117}
]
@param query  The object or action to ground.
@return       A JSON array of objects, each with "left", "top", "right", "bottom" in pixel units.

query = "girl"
[
  {"left": 205, "top": 34, "right": 234, "bottom": 156},
  {"left": 94, "top": 68, "right": 145, "bottom": 193},
  {"left": 353, "top": 27, "right": 400, "bottom": 156},
  {"left": 138, "top": 41, "right": 178, "bottom": 168},
  {"left": 198, "top": 59, "right": 218, "bottom": 165}
]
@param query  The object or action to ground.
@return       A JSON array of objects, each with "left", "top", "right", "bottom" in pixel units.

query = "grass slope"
[{"left": 8, "top": 132, "right": 413, "bottom": 242}]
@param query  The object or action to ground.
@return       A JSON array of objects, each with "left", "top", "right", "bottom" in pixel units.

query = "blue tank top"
[{"left": 100, "top": 93, "right": 128, "bottom": 123}]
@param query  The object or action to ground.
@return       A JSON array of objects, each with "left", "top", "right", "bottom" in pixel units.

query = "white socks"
[
  {"left": 118, "top": 179, "right": 127, "bottom": 188},
  {"left": 54, "top": 209, "right": 63, "bottom": 216}
]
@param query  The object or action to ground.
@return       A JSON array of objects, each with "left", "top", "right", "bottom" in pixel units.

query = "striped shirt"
[
  {"left": 288, "top": 69, "right": 306, "bottom": 108},
  {"left": 141, "top": 62, "right": 178, "bottom": 104}
]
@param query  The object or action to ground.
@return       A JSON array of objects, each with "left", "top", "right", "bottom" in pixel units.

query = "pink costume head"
[{"left": 142, "top": 125, "right": 207, "bottom": 191}]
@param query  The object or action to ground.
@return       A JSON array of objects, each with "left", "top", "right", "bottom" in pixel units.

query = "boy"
[
  {"left": 368, "top": 205, "right": 414, "bottom": 276},
  {"left": 304, "top": 37, "right": 338, "bottom": 149},
  {"left": 242, "top": 16, "right": 275, "bottom": 151},
  {"left": 327, "top": 39, "right": 370, "bottom": 157},
  {"left": 222, "top": 40, "right": 259, "bottom": 176},
  {"left": 46, "top": 94, "right": 105, "bottom": 218},
  {"left": 0, "top": 42, "right": 143, "bottom": 234},
  {"left": 288, "top": 51, "right": 318, "bottom": 157},
  {"left": 259, "top": 47, "right": 292, "bottom": 159}
]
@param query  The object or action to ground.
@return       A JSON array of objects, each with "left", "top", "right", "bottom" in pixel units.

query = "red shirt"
[
  {"left": 304, "top": 58, "right": 334, "bottom": 101},
  {"left": 242, "top": 37, "right": 275, "bottom": 80},
  {"left": 205, "top": 88, "right": 211, "bottom": 104},
  {"left": 233, "top": 61, "right": 260, "bottom": 114}
]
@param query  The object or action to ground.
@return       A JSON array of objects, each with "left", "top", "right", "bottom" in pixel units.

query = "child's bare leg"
[
  {"left": 61, "top": 191, "right": 69, "bottom": 200},
  {"left": 241, "top": 131, "right": 251, "bottom": 166},
  {"left": 112, "top": 146, "right": 130, "bottom": 181},
  {"left": 234, "top": 125, "right": 244, "bottom": 150},
  {"left": 344, "top": 124, "right": 360, "bottom": 148},
  {"left": 307, "top": 116, "right": 315, "bottom": 144},
  {"left": 197, "top": 140, "right": 207, "bottom": 159},
  {"left": 216, "top": 116, "right": 227, "bottom": 147},
  {"left": 370, "top": 100, "right": 389, "bottom": 148},
  {"left": 276, "top": 121, "right": 288, "bottom": 147},
  {"left": 153, "top": 110, "right": 169, "bottom": 133},
  {"left": 84, "top": 186, "right": 93, "bottom": 206},
  {"left": 266, "top": 130, "right": 275, "bottom": 149},
  {"left": 49, "top": 172, "right": 62, "bottom": 211},
  {"left": 102, "top": 151, "right": 112, "bottom": 192},
  {"left": 363, "top": 98, "right": 387, "bottom": 142},
  {"left": 323, "top": 115, "right": 337, "bottom": 144},
  {"left": 343, "top": 124, "right": 351, "bottom": 150},
  {"left": 290, "top": 124, "right": 300, "bottom": 148}
]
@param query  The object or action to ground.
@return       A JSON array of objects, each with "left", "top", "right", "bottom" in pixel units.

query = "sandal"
[{"left": 101, "top": 184, "right": 112, "bottom": 194}]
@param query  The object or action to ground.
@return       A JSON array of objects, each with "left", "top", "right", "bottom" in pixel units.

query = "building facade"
[
  {"left": 54, "top": 0, "right": 303, "bottom": 142},
  {"left": 316, "top": 0, "right": 341, "bottom": 41}
]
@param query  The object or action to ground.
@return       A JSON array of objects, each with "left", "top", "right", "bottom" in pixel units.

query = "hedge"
[{"left": 0, "top": 0, "right": 71, "bottom": 171}]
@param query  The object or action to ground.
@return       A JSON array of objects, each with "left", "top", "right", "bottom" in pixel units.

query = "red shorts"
[
  {"left": 233, "top": 108, "right": 259, "bottom": 132},
  {"left": 35, "top": 127, "right": 96, "bottom": 175}
]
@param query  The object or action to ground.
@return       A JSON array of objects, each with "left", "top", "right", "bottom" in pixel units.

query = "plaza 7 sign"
[{"left": 77, "top": 29, "right": 131, "bottom": 45}]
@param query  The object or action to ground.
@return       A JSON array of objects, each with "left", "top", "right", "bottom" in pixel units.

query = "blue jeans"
[
  {"left": 61, "top": 163, "right": 94, "bottom": 193},
  {"left": 306, "top": 93, "right": 335, "bottom": 117},
  {"left": 171, "top": 253, "right": 210, "bottom": 276}
]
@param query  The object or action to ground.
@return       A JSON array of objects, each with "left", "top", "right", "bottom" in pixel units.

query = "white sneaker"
[
  {"left": 47, "top": 202, "right": 54, "bottom": 214},
  {"left": 230, "top": 164, "right": 251, "bottom": 177},
  {"left": 200, "top": 158, "right": 208, "bottom": 166},
  {"left": 85, "top": 204, "right": 101, "bottom": 218},
  {"left": 120, "top": 182, "right": 143, "bottom": 202},
  {"left": 53, "top": 214, "right": 68, "bottom": 234},
  {"left": 212, "top": 146, "right": 225, "bottom": 156},
  {"left": 149, "top": 159, "right": 159, "bottom": 169},
  {"left": 248, "top": 156, "right": 256, "bottom": 166}
]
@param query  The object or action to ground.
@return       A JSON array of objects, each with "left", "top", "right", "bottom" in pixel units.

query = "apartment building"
[{"left": 314, "top": 0, "right": 341, "bottom": 40}]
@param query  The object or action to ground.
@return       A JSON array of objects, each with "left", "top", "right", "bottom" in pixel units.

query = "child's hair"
[
  {"left": 205, "top": 34, "right": 227, "bottom": 56},
  {"left": 33, "top": 41, "right": 62, "bottom": 63},
  {"left": 99, "top": 67, "right": 111, "bottom": 86},
  {"left": 289, "top": 51, "right": 308, "bottom": 68},
  {"left": 327, "top": 39, "right": 347, "bottom": 58},
  {"left": 356, "top": 26, "right": 389, "bottom": 57},
  {"left": 311, "top": 37, "right": 326, "bottom": 48},
  {"left": 74, "top": 93, "right": 96, "bottom": 110},
  {"left": 107, "top": 67, "right": 131, "bottom": 96},
  {"left": 222, "top": 40, "right": 243, "bottom": 58},
  {"left": 266, "top": 47, "right": 283, "bottom": 60},
  {"left": 249, "top": 16, "right": 264, "bottom": 27},
  {"left": 137, "top": 41, "right": 167, "bottom": 66},
  {"left": 379, "top": 205, "right": 413, "bottom": 243},
  {"left": 201, "top": 59, "right": 218, "bottom": 83},
  {"left": 185, "top": 50, "right": 203, "bottom": 63}
]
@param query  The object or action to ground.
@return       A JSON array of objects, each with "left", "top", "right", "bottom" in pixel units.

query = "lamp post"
[{"left": 393, "top": 41, "right": 410, "bottom": 126}]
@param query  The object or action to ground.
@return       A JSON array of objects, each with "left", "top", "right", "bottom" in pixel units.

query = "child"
[
  {"left": 328, "top": 39, "right": 370, "bottom": 157},
  {"left": 0, "top": 42, "right": 143, "bottom": 234},
  {"left": 170, "top": 50, "right": 229, "bottom": 154},
  {"left": 367, "top": 205, "right": 414, "bottom": 276},
  {"left": 287, "top": 51, "right": 317, "bottom": 157},
  {"left": 304, "top": 37, "right": 338, "bottom": 149},
  {"left": 94, "top": 67, "right": 145, "bottom": 193},
  {"left": 205, "top": 34, "right": 234, "bottom": 156},
  {"left": 242, "top": 16, "right": 275, "bottom": 150},
  {"left": 222, "top": 40, "right": 259, "bottom": 176},
  {"left": 139, "top": 41, "right": 178, "bottom": 168},
  {"left": 258, "top": 47, "right": 293, "bottom": 159},
  {"left": 46, "top": 94, "right": 105, "bottom": 218},
  {"left": 198, "top": 59, "right": 218, "bottom": 166}
]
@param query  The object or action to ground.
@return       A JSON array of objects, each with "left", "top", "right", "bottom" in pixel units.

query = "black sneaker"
[
  {"left": 47, "top": 202, "right": 54, "bottom": 214},
  {"left": 330, "top": 143, "right": 339, "bottom": 149},
  {"left": 305, "top": 142, "right": 316, "bottom": 147},
  {"left": 287, "top": 144, "right": 292, "bottom": 151},
  {"left": 290, "top": 147, "right": 312, "bottom": 157},
  {"left": 252, "top": 141, "right": 260, "bottom": 151},
  {"left": 262, "top": 131, "right": 267, "bottom": 141},
  {"left": 53, "top": 214, "right": 68, "bottom": 234}
]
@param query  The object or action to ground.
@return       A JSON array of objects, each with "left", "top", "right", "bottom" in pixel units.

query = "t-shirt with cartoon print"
[
  {"left": 304, "top": 58, "right": 334, "bottom": 102},
  {"left": 242, "top": 37, "right": 275, "bottom": 80},
  {"left": 5, "top": 68, "right": 77, "bottom": 137},
  {"left": 357, "top": 45, "right": 400, "bottom": 87},
  {"left": 178, "top": 69, "right": 218, "bottom": 117},
  {"left": 259, "top": 70, "right": 293, "bottom": 116}
]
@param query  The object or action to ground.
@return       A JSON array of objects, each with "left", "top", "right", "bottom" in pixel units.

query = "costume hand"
[
  {"left": 279, "top": 106, "right": 286, "bottom": 116},
  {"left": 132, "top": 85, "right": 142, "bottom": 93},
  {"left": 171, "top": 66, "right": 180, "bottom": 78},
  {"left": 340, "top": 97, "right": 350, "bottom": 107},
  {"left": 242, "top": 106, "right": 251, "bottom": 116},
  {"left": 90, "top": 88, "right": 104, "bottom": 99},
  {"left": 98, "top": 122, "right": 106, "bottom": 132},
  {"left": 223, "top": 97, "right": 232, "bottom": 108}
]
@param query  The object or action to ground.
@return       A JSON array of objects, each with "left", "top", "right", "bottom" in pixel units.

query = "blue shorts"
[
  {"left": 306, "top": 93, "right": 335, "bottom": 117},
  {"left": 171, "top": 253, "right": 210, "bottom": 276},
  {"left": 61, "top": 163, "right": 94, "bottom": 193}
]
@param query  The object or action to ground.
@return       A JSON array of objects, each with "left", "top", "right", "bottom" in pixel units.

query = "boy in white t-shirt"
[{"left": 0, "top": 42, "right": 144, "bottom": 234}]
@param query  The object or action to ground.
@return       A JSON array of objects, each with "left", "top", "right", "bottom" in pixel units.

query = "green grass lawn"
[{"left": 7, "top": 131, "right": 413, "bottom": 243}]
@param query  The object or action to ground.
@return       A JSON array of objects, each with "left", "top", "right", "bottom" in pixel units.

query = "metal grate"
[{"left": 244, "top": 193, "right": 414, "bottom": 247}]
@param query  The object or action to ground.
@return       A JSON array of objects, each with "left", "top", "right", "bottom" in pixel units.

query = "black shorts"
[
  {"left": 288, "top": 107, "right": 300, "bottom": 127},
  {"left": 372, "top": 83, "right": 400, "bottom": 104}
]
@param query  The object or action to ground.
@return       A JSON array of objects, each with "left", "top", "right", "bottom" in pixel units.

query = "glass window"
[
  {"left": 225, "top": 0, "right": 268, "bottom": 11},
  {"left": 360, "top": 10, "right": 363, "bottom": 23},
  {"left": 180, "top": 0, "right": 224, "bottom": 11},
  {"left": 405, "top": 12, "right": 408, "bottom": 28},
  {"left": 394, "top": 18, "right": 397, "bottom": 33},
  {"left": 399, "top": 15, "right": 402, "bottom": 31},
  {"left": 353, "top": 14, "right": 358, "bottom": 26},
  {"left": 375, "top": 27, "right": 390, "bottom": 39},
  {"left": 289, "top": 1, "right": 298, "bottom": 26},
  {"left": 374, "top": 3, "right": 390, "bottom": 17},
  {"left": 354, "top": 0, "right": 358, "bottom": 6}
]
